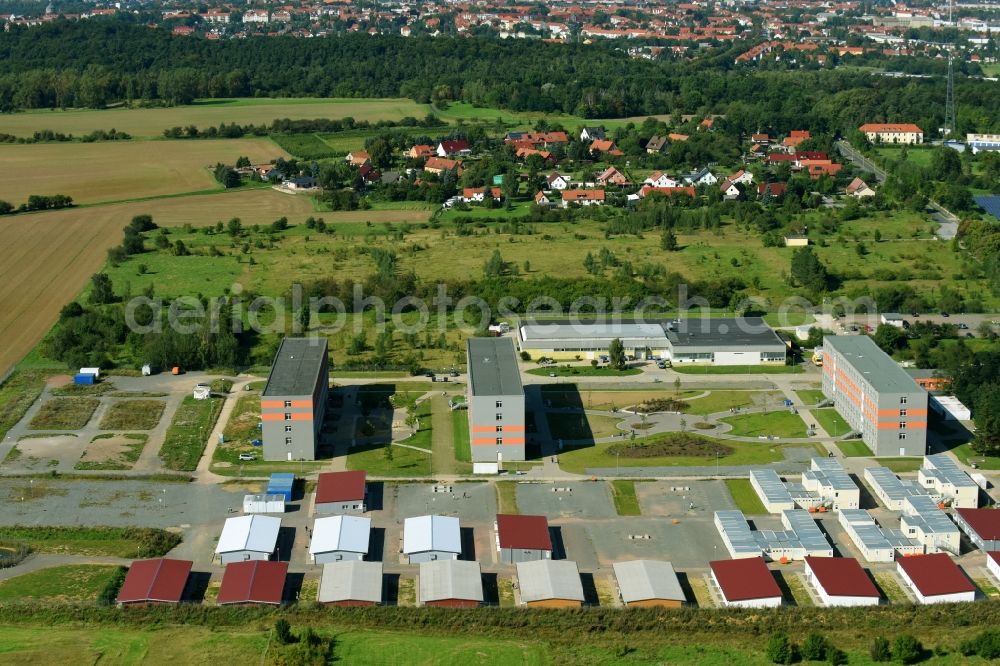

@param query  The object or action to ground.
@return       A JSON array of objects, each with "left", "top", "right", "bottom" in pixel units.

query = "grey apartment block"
[
  {"left": 820, "top": 336, "right": 927, "bottom": 457},
  {"left": 467, "top": 337, "right": 526, "bottom": 463},
  {"left": 261, "top": 338, "right": 329, "bottom": 461}
]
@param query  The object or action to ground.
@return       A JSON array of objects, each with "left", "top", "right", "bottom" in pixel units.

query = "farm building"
[
  {"left": 896, "top": 553, "right": 976, "bottom": 604},
  {"left": 309, "top": 515, "right": 371, "bottom": 564},
  {"left": 802, "top": 556, "right": 880, "bottom": 607},
  {"left": 261, "top": 337, "right": 329, "bottom": 461},
  {"left": 267, "top": 473, "right": 294, "bottom": 502},
  {"left": 710, "top": 557, "right": 782, "bottom": 608},
  {"left": 612, "top": 560, "right": 686, "bottom": 608},
  {"left": 918, "top": 454, "right": 979, "bottom": 508},
  {"left": 215, "top": 514, "right": 281, "bottom": 564},
  {"left": 988, "top": 552, "right": 1000, "bottom": 581},
  {"left": 495, "top": 514, "right": 552, "bottom": 563},
  {"left": 417, "top": 559, "right": 483, "bottom": 608},
  {"left": 403, "top": 515, "right": 462, "bottom": 564},
  {"left": 315, "top": 470, "right": 367, "bottom": 514},
  {"left": 953, "top": 508, "right": 1000, "bottom": 551},
  {"left": 467, "top": 338, "right": 526, "bottom": 463},
  {"left": 516, "top": 559, "right": 585, "bottom": 608},
  {"left": 116, "top": 558, "right": 192, "bottom": 606},
  {"left": 838, "top": 509, "right": 921, "bottom": 562},
  {"left": 217, "top": 560, "right": 288, "bottom": 606},
  {"left": 317, "top": 560, "right": 383, "bottom": 606}
]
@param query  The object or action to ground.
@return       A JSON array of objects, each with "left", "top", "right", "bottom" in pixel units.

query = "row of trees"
[{"left": 0, "top": 194, "right": 74, "bottom": 215}]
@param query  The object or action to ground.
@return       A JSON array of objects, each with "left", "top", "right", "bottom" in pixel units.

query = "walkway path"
[{"left": 430, "top": 394, "right": 458, "bottom": 475}]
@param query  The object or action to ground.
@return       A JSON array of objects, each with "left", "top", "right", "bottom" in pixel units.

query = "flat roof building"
[
  {"left": 750, "top": 459, "right": 859, "bottom": 514},
  {"left": 517, "top": 317, "right": 786, "bottom": 365},
  {"left": 803, "top": 556, "right": 880, "bottom": 607},
  {"left": 821, "top": 336, "right": 928, "bottom": 457},
  {"left": 864, "top": 466, "right": 930, "bottom": 511},
  {"left": 403, "top": 515, "right": 462, "bottom": 564},
  {"left": 838, "top": 509, "right": 921, "bottom": 562},
  {"left": 217, "top": 560, "right": 288, "bottom": 605},
  {"left": 896, "top": 553, "right": 975, "bottom": 604},
  {"left": 318, "top": 560, "right": 383, "bottom": 607},
  {"left": 710, "top": 557, "right": 782, "bottom": 608},
  {"left": 310, "top": 515, "right": 371, "bottom": 564},
  {"left": 467, "top": 337, "right": 526, "bottom": 463},
  {"left": 315, "top": 471, "right": 367, "bottom": 514},
  {"left": 715, "top": 510, "right": 832, "bottom": 561},
  {"left": 900, "top": 495, "right": 961, "bottom": 554},
  {"left": 953, "top": 508, "right": 1000, "bottom": 551},
  {"left": 516, "top": 559, "right": 585, "bottom": 608},
  {"left": 261, "top": 338, "right": 329, "bottom": 461},
  {"left": 215, "top": 514, "right": 281, "bottom": 564},
  {"left": 613, "top": 560, "right": 686, "bottom": 608},
  {"left": 495, "top": 514, "right": 552, "bottom": 563},
  {"left": 919, "top": 454, "right": 979, "bottom": 508},
  {"left": 418, "top": 559, "right": 483, "bottom": 608},
  {"left": 116, "top": 558, "right": 192, "bottom": 606}
]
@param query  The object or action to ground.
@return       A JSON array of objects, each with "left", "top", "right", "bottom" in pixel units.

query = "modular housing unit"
[
  {"left": 467, "top": 337, "right": 526, "bottom": 463},
  {"left": 516, "top": 559, "right": 585, "bottom": 608},
  {"left": 803, "top": 556, "right": 880, "bottom": 607},
  {"left": 242, "top": 494, "right": 286, "bottom": 514},
  {"left": 403, "top": 515, "right": 462, "bottom": 564},
  {"left": 314, "top": 471, "right": 367, "bottom": 514},
  {"left": 215, "top": 514, "right": 281, "bottom": 565},
  {"left": 261, "top": 338, "right": 329, "bottom": 461},
  {"left": 896, "top": 553, "right": 976, "bottom": 605},
  {"left": 953, "top": 508, "right": 1000, "bottom": 551},
  {"left": 918, "top": 454, "right": 979, "bottom": 509},
  {"left": 309, "top": 515, "right": 371, "bottom": 564},
  {"left": 418, "top": 559, "right": 483, "bottom": 608},
  {"left": 710, "top": 557, "right": 783, "bottom": 608},
  {"left": 318, "top": 560, "right": 383, "bottom": 606},
  {"left": 613, "top": 560, "right": 686, "bottom": 608},
  {"left": 495, "top": 514, "right": 552, "bottom": 563},
  {"left": 837, "top": 509, "right": 921, "bottom": 562}
]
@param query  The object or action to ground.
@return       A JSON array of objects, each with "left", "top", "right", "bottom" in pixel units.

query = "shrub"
[
  {"left": 893, "top": 635, "right": 923, "bottom": 664},
  {"left": 871, "top": 636, "right": 892, "bottom": 662},
  {"left": 801, "top": 632, "right": 829, "bottom": 661},
  {"left": 827, "top": 647, "right": 847, "bottom": 666},
  {"left": 97, "top": 566, "right": 128, "bottom": 605},
  {"left": 766, "top": 633, "right": 795, "bottom": 665},
  {"left": 275, "top": 618, "right": 294, "bottom": 645},
  {"left": 960, "top": 629, "right": 1000, "bottom": 659}
]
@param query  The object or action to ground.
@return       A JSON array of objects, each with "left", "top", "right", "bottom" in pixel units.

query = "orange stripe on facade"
[
  {"left": 472, "top": 437, "right": 497, "bottom": 446},
  {"left": 291, "top": 412, "right": 313, "bottom": 421},
  {"left": 502, "top": 437, "right": 526, "bottom": 445},
  {"left": 261, "top": 413, "right": 284, "bottom": 421},
  {"left": 261, "top": 400, "right": 285, "bottom": 409},
  {"left": 502, "top": 425, "right": 526, "bottom": 432},
  {"left": 290, "top": 399, "right": 312, "bottom": 408},
  {"left": 472, "top": 426, "right": 498, "bottom": 433}
]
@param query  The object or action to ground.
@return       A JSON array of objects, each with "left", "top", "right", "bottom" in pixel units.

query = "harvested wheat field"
[{"left": 0, "top": 138, "right": 289, "bottom": 205}]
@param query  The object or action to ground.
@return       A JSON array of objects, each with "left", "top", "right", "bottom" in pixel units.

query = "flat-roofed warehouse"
[
  {"left": 613, "top": 560, "right": 686, "bottom": 608},
  {"left": 517, "top": 317, "right": 786, "bottom": 365},
  {"left": 467, "top": 337, "right": 526, "bottom": 463},
  {"left": 820, "top": 335, "right": 928, "bottom": 457},
  {"left": 261, "top": 337, "right": 329, "bottom": 461}
]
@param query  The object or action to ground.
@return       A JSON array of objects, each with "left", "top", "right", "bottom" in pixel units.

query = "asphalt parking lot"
[{"left": 515, "top": 481, "right": 617, "bottom": 520}]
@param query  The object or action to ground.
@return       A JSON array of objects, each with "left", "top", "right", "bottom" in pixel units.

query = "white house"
[
  {"left": 729, "top": 169, "right": 754, "bottom": 185},
  {"left": 215, "top": 515, "right": 281, "bottom": 565},
  {"left": 546, "top": 173, "right": 570, "bottom": 190},
  {"left": 683, "top": 168, "right": 718, "bottom": 186},
  {"left": 720, "top": 179, "right": 741, "bottom": 199},
  {"left": 643, "top": 171, "right": 678, "bottom": 188}
]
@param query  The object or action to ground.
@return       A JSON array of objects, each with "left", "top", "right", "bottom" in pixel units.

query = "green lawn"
[
  {"left": 724, "top": 478, "right": 767, "bottom": 514},
  {"left": 526, "top": 366, "right": 642, "bottom": 378},
  {"left": 950, "top": 442, "right": 1000, "bottom": 470},
  {"left": 0, "top": 565, "right": 120, "bottom": 602},
  {"left": 28, "top": 397, "right": 99, "bottom": 430},
  {"left": 761, "top": 312, "right": 814, "bottom": 327},
  {"left": 496, "top": 480, "right": 519, "bottom": 514},
  {"left": 0, "top": 370, "right": 49, "bottom": 441},
  {"left": 812, "top": 408, "right": 852, "bottom": 437},
  {"left": 159, "top": 395, "right": 224, "bottom": 471},
  {"left": 683, "top": 390, "right": 783, "bottom": 415},
  {"left": 398, "top": 400, "right": 433, "bottom": 451},
  {"left": 98, "top": 400, "right": 165, "bottom": 430},
  {"left": 610, "top": 480, "right": 641, "bottom": 515},
  {"left": 546, "top": 412, "right": 623, "bottom": 441},
  {"left": 720, "top": 411, "right": 808, "bottom": 438},
  {"left": 0, "top": 526, "right": 180, "bottom": 558},
  {"left": 874, "top": 457, "right": 923, "bottom": 473},
  {"left": 331, "top": 630, "right": 549, "bottom": 665},
  {"left": 346, "top": 442, "right": 431, "bottom": 476},
  {"left": 452, "top": 409, "right": 471, "bottom": 463},
  {"left": 836, "top": 440, "right": 874, "bottom": 457},
  {"left": 672, "top": 365, "right": 804, "bottom": 375},
  {"left": 794, "top": 390, "right": 826, "bottom": 406}
]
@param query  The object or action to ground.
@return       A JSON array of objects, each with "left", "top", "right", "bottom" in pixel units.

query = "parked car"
[
  {"left": 958, "top": 323, "right": 968, "bottom": 330},
  {"left": 238, "top": 453, "right": 256, "bottom": 461},
  {"left": 656, "top": 361, "right": 667, "bottom": 369},
  {"left": 941, "top": 312, "right": 950, "bottom": 318},
  {"left": 250, "top": 439, "right": 262, "bottom": 447},
  {"left": 911, "top": 312, "right": 919, "bottom": 318},
  {"left": 449, "top": 369, "right": 459, "bottom": 377}
]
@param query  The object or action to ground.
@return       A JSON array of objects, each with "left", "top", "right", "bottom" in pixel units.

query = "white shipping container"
[
  {"left": 473, "top": 463, "right": 499, "bottom": 475},
  {"left": 79, "top": 367, "right": 101, "bottom": 378},
  {"left": 243, "top": 494, "right": 286, "bottom": 514}
]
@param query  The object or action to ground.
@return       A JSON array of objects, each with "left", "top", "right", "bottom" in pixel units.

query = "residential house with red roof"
[
  {"left": 596, "top": 166, "right": 628, "bottom": 186},
  {"left": 346, "top": 151, "right": 370, "bottom": 167},
  {"left": 437, "top": 139, "right": 472, "bottom": 157},
  {"left": 859, "top": 123, "right": 924, "bottom": 144},
  {"left": 408, "top": 144, "right": 435, "bottom": 159},
  {"left": 846, "top": 177, "right": 876, "bottom": 198},
  {"left": 589, "top": 139, "right": 623, "bottom": 156},
  {"left": 561, "top": 189, "right": 605, "bottom": 207},
  {"left": 462, "top": 187, "right": 502, "bottom": 203},
  {"left": 423, "top": 156, "right": 463, "bottom": 176}
]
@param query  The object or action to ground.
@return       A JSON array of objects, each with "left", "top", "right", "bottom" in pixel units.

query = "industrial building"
[
  {"left": 516, "top": 559, "right": 585, "bottom": 608},
  {"left": 309, "top": 515, "right": 371, "bottom": 564},
  {"left": 467, "top": 337, "right": 526, "bottom": 463},
  {"left": 896, "top": 553, "right": 976, "bottom": 605},
  {"left": 821, "top": 335, "right": 928, "bottom": 457},
  {"left": 318, "top": 561, "right": 383, "bottom": 606},
  {"left": 403, "top": 515, "right": 462, "bottom": 564},
  {"left": 116, "top": 559, "right": 192, "bottom": 606},
  {"left": 953, "top": 509, "right": 1000, "bottom": 551},
  {"left": 899, "top": 495, "right": 961, "bottom": 554},
  {"left": 613, "top": 560, "right": 686, "bottom": 608},
  {"left": 314, "top": 471, "right": 367, "bottom": 514},
  {"left": 863, "top": 466, "right": 930, "bottom": 511},
  {"left": 918, "top": 454, "right": 979, "bottom": 508},
  {"left": 837, "top": 509, "right": 921, "bottom": 562},
  {"left": 749, "top": 459, "right": 859, "bottom": 514},
  {"left": 714, "top": 510, "right": 832, "bottom": 561},
  {"left": 516, "top": 317, "right": 786, "bottom": 365},
  {"left": 710, "top": 557, "right": 783, "bottom": 608},
  {"left": 261, "top": 337, "right": 329, "bottom": 461},
  {"left": 217, "top": 560, "right": 287, "bottom": 606},
  {"left": 802, "top": 556, "right": 880, "bottom": 607},
  {"left": 495, "top": 514, "right": 552, "bottom": 563},
  {"left": 418, "top": 559, "right": 483, "bottom": 608},
  {"left": 215, "top": 514, "right": 281, "bottom": 564}
]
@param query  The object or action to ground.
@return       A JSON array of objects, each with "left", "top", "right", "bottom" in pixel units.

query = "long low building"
[
  {"left": 117, "top": 558, "right": 192, "bottom": 606},
  {"left": 418, "top": 560, "right": 483, "bottom": 608},
  {"left": 215, "top": 515, "right": 281, "bottom": 564},
  {"left": 896, "top": 553, "right": 976, "bottom": 605},
  {"left": 613, "top": 560, "right": 686, "bottom": 608},
  {"left": 710, "top": 557, "right": 783, "bottom": 608},
  {"left": 517, "top": 317, "right": 786, "bottom": 365},
  {"left": 900, "top": 495, "right": 960, "bottom": 554},
  {"left": 516, "top": 559, "right": 585, "bottom": 608},
  {"left": 750, "top": 459, "right": 859, "bottom": 514},
  {"left": 803, "top": 556, "right": 880, "bottom": 607},
  {"left": 863, "top": 466, "right": 930, "bottom": 511},
  {"left": 715, "top": 509, "right": 832, "bottom": 561},
  {"left": 838, "top": 509, "right": 921, "bottom": 562},
  {"left": 318, "top": 560, "right": 383, "bottom": 606},
  {"left": 918, "top": 454, "right": 979, "bottom": 509},
  {"left": 953, "top": 508, "right": 1000, "bottom": 551}
]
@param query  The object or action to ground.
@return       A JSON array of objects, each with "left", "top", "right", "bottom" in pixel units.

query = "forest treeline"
[{"left": 2, "top": 20, "right": 1000, "bottom": 135}]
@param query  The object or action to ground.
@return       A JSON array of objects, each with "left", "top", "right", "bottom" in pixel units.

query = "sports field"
[
  {"left": 0, "top": 138, "right": 288, "bottom": 205},
  {"left": 1, "top": 98, "right": 428, "bottom": 139}
]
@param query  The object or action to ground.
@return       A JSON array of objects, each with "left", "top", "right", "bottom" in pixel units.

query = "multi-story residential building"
[
  {"left": 466, "top": 337, "right": 525, "bottom": 463},
  {"left": 821, "top": 336, "right": 927, "bottom": 457},
  {"left": 858, "top": 123, "right": 924, "bottom": 144},
  {"left": 261, "top": 337, "right": 329, "bottom": 461}
]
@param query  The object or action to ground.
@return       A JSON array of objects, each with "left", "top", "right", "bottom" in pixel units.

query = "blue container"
[
  {"left": 267, "top": 473, "right": 295, "bottom": 502},
  {"left": 73, "top": 373, "right": 95, "bottom": 385}
]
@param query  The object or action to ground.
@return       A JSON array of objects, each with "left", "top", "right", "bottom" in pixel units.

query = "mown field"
[
  {"left": 0, "top": 138, "right": 288, "bottom": 205},
  {"left": 1, "top": 98, "right": 428, "bottom": 139}
]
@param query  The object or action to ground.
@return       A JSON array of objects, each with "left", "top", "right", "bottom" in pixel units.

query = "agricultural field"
[
  {"left": 0, "top": 138, "right": 288, "bottom": 205},
  {"left": 1, "top": 98, "right": 429, "bottom": 139}
]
